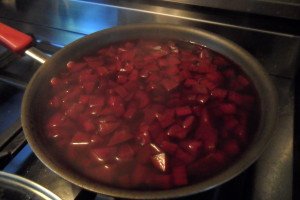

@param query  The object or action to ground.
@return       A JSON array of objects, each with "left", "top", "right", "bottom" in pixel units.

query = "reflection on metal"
[
  {"left": 0, "top": 171, "right": 61, "bottom": 200},
  {"left": 25, "top": 47, "right": 50, "bottom": 64},
  {"left": 72, "top": 0, "right": 296, "bottom": 37}
]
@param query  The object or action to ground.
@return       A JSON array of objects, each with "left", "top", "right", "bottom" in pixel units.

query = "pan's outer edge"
[{"left": 21, "top": 24, "right": 278, "bottom": 199}]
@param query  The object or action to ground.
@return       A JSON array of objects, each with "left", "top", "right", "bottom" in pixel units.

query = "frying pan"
[{"left": 0, "top": 23, "right": 278, "bottom": 199}]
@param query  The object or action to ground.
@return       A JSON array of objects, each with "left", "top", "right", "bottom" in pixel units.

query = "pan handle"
[
  {"left": 0, "top": 23, "right": 49, "bottom": 63},
  {"left": 0, "top": 23, "right": 33, "bottom": 53}
]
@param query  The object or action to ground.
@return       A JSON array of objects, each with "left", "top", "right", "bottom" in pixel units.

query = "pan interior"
[{"left": 22, "top": 24, "right": 277, "bottom": 199}]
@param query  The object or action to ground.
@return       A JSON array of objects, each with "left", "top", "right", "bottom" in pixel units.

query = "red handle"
[{"left": 0, "top": 23, "right": 33, "bottom": 53}]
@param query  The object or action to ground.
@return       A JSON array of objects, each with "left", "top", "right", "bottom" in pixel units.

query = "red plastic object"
[{"left": 0, "top": 23, "right": 32, "bottom": 53}]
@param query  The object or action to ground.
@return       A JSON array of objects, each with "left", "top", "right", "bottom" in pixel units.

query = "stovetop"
[{"left": 0, "top": 0, "right": 298, "bottom": 199}]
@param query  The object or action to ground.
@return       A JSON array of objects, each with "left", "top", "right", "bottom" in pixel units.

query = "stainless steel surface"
[
  {"left": 20, "top": 155, "right": 81, "bottom": 200},
  {"left": 25, "top": 47, "right": 50, "bottom": 64},
  {"left": 160, "top": 0, "right": 300, "bottom": 20},
  {"left": 0, "top": 171, "right": 61, "bottom": 200},
  {"left": 253, "top": 77, "right": 293, "bottom": 200},
  {"left": 0, "top": 0, "right": 297, "bottom": 199}
]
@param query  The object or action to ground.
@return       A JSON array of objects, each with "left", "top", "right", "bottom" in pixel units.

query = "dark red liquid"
[{"left": 44, "top": 39, "right": 259, "bottom": 190}]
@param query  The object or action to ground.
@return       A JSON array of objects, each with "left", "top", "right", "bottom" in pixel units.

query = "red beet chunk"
[
  {"left": 136, "top": 125, "right": 151, "bottom": 146},
  {"left": 206, "top": 71, "right": 223, "bottom": 84},
  {"left": 70, "top": 132, "right": 90, "bottom": 147},
  {"left": 213, "top": 55, "right": 230, "bottom": 66},
  {"left": 211, "top": 88, "right": 227, "bottom": 99},
  {"left": 108, "top": 129, "right": 133, "bottom": 146},
  {"left": 98, "top": 121, "right": 120, "bottom": 135},
  {"left": 61, "top": 87, "right": 81, "bottom": 103},
  {"left": 79, "top": 70, "right": 98, "bottom": 83},
  {"left": 219, "top": 103, "right": 237, "bottom": 114},
  {"left": 148, "top": 174, "right": 172, "bottom": 189},
  {"left": 136, "top": 145, "right": 154, "bottom": 164},
  {"left": 92, "top": 164, "right": 117, "bottom": 184},
  {"left": 172, "top": 166, "right": 188, "bottom": 186},
  {"left": 90, "top": 134, "right": 105, "bottom": 146},
  {"left": 49, "top": 96, "right": 60, "bottom": 108},
  {"left": 223, "top": 69, "right": 235, "bottom": 78},
  {"left": 180, "top": 140, "right": 202, "bottom": 156},
  {"left": 223, "top": 139, "right": 240, "bottom": 157},
  {"left": 117, "top": 174, "right": 131, "bottom": 188},
  {"left": 175, "top": 148, "right": 195, "bottom": 164},
  {"left": 161, "top": 78, "right": 179, "bottom": 91},
  {"left": 167, "top": 124, "right": 189, "bottom": 139},
  {"left": 96, "top": 67, "right": 109, "bottom": 76},
  {"left": 91, "top": 147, "right": 116, "bottom": 163},
  {"left": 182, "top": 115, "right": 195, "bottom": 129},
  {"left": 228, "top": 91, "right": 243, "bottom": 105},
  {"left": 156, "top": 109, "right": 175, "bottom": 128},
  {"left": 224, "top": 115, "right": 239, "bottom": 130},
  {"left": 234, "top": 125, "right": 248, "bottom": 144},
  {"left": 176, "top": 106, "right": 192, "bottom": 116},
  {"left": 197, "top": 94, "right": 209, "bottom": 104},
  {"left": 116, "top": 144, "right": 136, "bottom": 162},
  {"left": 132, "top": 164, "right": 149, "bottom": 186},
  {"left": 65, "top": 103, "right": 85, "bottom": 120},
  {"left": 82, "top": 81, "right": 96, "bottom": 94},
  {"left": 114, "top": 85, "right": 128, "bottom": 98},
  {"left": 47, "top": 112, "right": 65, "bottom": 129},
  {"left": 124, "top": 102, "right": 138, "bottom": 119},
  {"left": 167, "top": 54, "right": 180, "bottom": 66},
  {"left": 237, "top": 75, "right": 250, "bottom": 87},
  {"left": 83, "top": 120, "right": 96, "bottom": 132},
  {"left": 78, "top": 95, "right": 90, "bottom": 105},
  {"left": 151, "top": 153, "right": 168, "bottom": 172},
  {"left": 47, "top": 129, "right": 70, "bottom": 141},
  {"left": 67, "top": 61, "right": 86, "bottom": 72},
  {"left": 135, "top": 90, "right": 150, "bottom": 108},
  {"left": 89, "top": 96, "right": 105, "bottom": 108},
  {"left": 160, "top": 141, "right": 178, "bottom": 154}
]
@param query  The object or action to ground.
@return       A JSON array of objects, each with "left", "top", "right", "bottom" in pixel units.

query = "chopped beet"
[
  {"left": 161, "top": 78, "right": 179, "bottom": 91},
  {"left": 132, "top": 164, "right": 149, "bottom": 186},
  {"left": 70, "top": 132, "right": 90, "bottom": 147},
  {"left": 91, "top": 147, "right": 117, "bottom": 163},
  {"left": 172, "top": 166, "right": 188, "bottom": 186},
  {"left": 148, "top": 174, "right": 172, "bottom": 189},
  {"left": 116, "top": 144, "right": 136, "bottom": 162},
  {"left": 98, "top": 121, "right": 120, "bottom": 135},
  {"left": 67, "top": 61, "right": 86, "bottom": 72},
  {"left": 223, "top": 139, "right": 240, "bottom": 156},
  {"left": 108, "top": 129, "right": 133, "bottom": 146},
  {"left": 160, "top": 141, "right": 178, "bottom": 154},
  {"left": 90, "top": 134, "right": 105, "bottom": 146},
  {"left": 156, "top": 109, "right": 175, "bottom": 128},
  {"left": 83, "top": 120, "right": 96, "bottom": 132},
  {"left": 219, "top": 103, "right": 237, "bottom": 114},
  {"left": 123, "top": 102, "right": 138, "bottom": 119},
  {"left": 176, "top": 106, "right": 192, "bottom": 116},
  {"left": 167, "top": 124, "right": 189, "bottom": 139},
  {"left": 175, "top": 148, "right": 195, "bottom": 164},
  {"left": 44, "top": 39, "right": 259, "bottom": 190},
  {"left": 211, "top": 88, "right": 227, "bottom": 99},
  {"left": 182, "top": 115, "right": 195, "bottom": 129},
  {"left": 180, "top": 140, "right": 202, "bottom": 156},
  {"left": 136, "top": 124, "right": 152, "bottom": 146}
]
